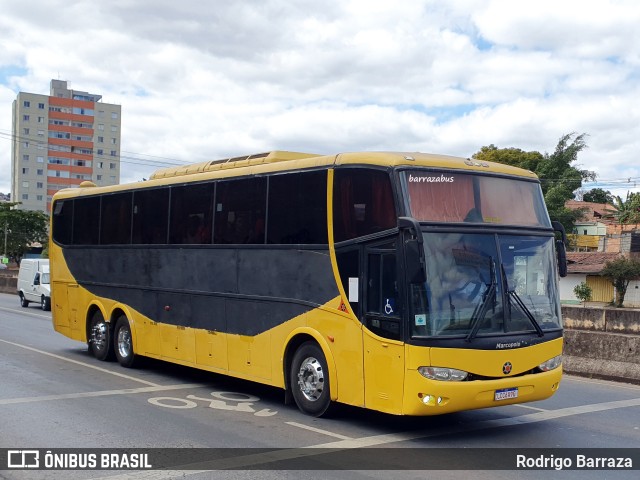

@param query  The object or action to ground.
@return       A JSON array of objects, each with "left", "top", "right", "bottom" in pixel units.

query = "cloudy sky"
[{"left": 1, "top": 0, "right": 639, "bottom": 199}]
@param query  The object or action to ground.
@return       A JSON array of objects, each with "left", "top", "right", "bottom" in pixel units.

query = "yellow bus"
[{"left": 50, "top": 151, "right": 566, "bottom": 417}]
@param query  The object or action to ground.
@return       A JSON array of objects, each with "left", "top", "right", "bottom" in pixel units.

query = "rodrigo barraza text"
[{"left": 516, "top": 454, "right": 633, "bottom": 470}]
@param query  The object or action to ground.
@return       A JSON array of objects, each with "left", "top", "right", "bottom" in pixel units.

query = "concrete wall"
[
  {"left": 561, "top": 305, "right": 640, "bottom": 384},
  {"left": 0, "top": 274, "right": 17, "bottom": 294}
]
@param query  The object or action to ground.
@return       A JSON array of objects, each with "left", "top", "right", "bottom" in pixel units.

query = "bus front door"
[{"left": 362, "top": 245, "right": 405, "bottom": 414}]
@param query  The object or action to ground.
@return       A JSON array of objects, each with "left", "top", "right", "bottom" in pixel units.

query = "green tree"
[
  {"left": 0, "top": 202, "right": 49, "bottom": 264},
  {"left": 600, "top": 257, "right": 640, "bottom": 307},
  {"left": 473, "top": 132, "right": 596, "bottom": 232},
  {"left": 583, "top": 188, "right": 614, "bottom": 204},
  {"left": 613, "top": 192, "right": 640, "bottom": 224},
  {"left": 573, "top": 282, "right": 592, "bottom": 305}
]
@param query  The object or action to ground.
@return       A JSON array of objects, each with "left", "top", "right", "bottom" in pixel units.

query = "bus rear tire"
[
  {"left": 290, "top": 342, "right": 333, "bottom": 417},
  {"left": 88, "top": 311, "right": 113, "bottom": 361},
  {"left": 114, "top": 316, "right": 137, "bottom": 368}
]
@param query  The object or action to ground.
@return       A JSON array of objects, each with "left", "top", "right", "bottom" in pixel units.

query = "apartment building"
[{"left": 11, "top": 79, "right": 121, "bottom": 212}]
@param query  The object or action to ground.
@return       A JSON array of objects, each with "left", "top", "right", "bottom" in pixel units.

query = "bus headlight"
[
  {"left": 538, "top": 355, "right": 562, "bottom": 372},
  {"left": 418, "top": 367, "right": 469, "bottom": 381}
]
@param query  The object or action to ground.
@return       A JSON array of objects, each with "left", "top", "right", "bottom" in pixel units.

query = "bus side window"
[{"left": 333, "top": 169, "right": 396, "bottom": 242}]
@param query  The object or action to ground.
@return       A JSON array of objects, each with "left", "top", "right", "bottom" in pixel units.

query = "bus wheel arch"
[
  {"left": 87, "top": 306, "right": 113, "bottom": 361},
  {"left": 284, "top": 333, "right": 337, "bottom": 417}
]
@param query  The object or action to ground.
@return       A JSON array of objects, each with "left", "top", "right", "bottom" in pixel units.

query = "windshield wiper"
[
  {"left": 465, "top": 258, "right": 497, "bottom": 342},
  {"left": 501, "top": 265, "right": 544, "bottom": 337}
]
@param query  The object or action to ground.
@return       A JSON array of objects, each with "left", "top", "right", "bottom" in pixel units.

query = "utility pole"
[{"left": 3, "top": 221, "right": 7, "bottom": 260}]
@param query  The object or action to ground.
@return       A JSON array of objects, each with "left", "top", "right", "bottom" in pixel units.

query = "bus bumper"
[{"left": 402, "top": 367, "right": 563, "bottom": 416}]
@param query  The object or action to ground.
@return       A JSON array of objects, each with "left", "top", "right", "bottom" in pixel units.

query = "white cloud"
[{"left": 0, "top": 0, "right": 638, "bottom": 200}]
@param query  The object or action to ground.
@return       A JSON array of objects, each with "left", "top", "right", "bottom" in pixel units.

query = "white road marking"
[
  {"left": 285, "top": 421, "right": 353, "bottom": 440},
  {"left": 512, "top": 403, "right": 548, "bottom": 412},
  {"left": 0, "top": 338, "right": 159, "bottom": 386},
  {"left": 0, "top": 305, "right": 50, "bottom": 319},
  {"left": 0, "top": 384, "right": 204, "bottom": 406}
]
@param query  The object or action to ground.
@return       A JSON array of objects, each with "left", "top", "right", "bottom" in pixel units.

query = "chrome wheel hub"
[
  {"left": 91, "top": 322, "right": 107, "bottom": 350},
  {"left": 117, "top": 327, "right": 131, "bottom": 359},
  {"left": 297, "top": 356, "right": 324, "bottom": 402}
]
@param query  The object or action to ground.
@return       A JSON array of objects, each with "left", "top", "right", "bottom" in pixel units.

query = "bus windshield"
[
  {"left": 402, "top": 170, "right": 550, "bottom": 227},
  {"left": 410, "top": 232, "right": 561, "bottom": 338}
]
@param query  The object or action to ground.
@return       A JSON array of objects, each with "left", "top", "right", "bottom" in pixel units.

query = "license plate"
[{"left": 494, "top": 387, "right": 518, "bottom": 401}]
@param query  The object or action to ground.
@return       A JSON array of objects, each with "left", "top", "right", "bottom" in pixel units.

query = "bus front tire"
[
  {"left": 290, "top": 342, "right": 333, "bottom": 417},
  {"left": 114, "top": 317, "right": 137, "bottom": 368},
  {"left": 88, "top": 311, "right": 113, "bottom": 361}
]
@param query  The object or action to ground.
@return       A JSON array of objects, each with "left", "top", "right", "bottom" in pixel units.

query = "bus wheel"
[
  {"left": 290, "top": 342, "right": 333, "bottom": 417},
  {"left": 114, "top": 316, "right": 137, "bottom": 368},
  {"left": 19, "top": 293, "right": 29, "bottom": 308},
  {"left": 41, "top": 296, "right": 51, "bottom": 311},
  {"left": 88, "top": 311, "right": 113, "bottom": 361}
]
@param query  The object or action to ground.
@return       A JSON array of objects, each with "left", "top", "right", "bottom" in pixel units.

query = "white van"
[{"left": 18, "top": 259, "right": 51, "bottom": 311}]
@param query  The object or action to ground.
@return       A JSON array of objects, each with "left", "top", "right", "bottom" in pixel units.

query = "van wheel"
[
  {"left": 41, "top": 296, "right": 51, "bottom": 311},
  {"left": 19, "top": 293, "right": 29, "bottom": 308},
  {"left": 114, "top": 316, "right": 137, "bottom": 368},
  {"left": 290, "top": 342, "right": 333, "bottom": 417},
  {"left": 88, "top": 311, "right": 113, "bottom": 361}
]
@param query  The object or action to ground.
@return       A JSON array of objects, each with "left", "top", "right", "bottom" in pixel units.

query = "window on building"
[
  {"left": 22, "top": 181, "right": 29, "bottom": 188},
  {"left": 37, "top": 156, "right": 44, "bottom": 163},
  {"left": 37, "top": 195, "right": 43, "bottom": 201},
  {"left": 98, "top": 124, "right": 104, "bottom": 131},
  {"left": 37, "top": 170, "right": 43, "bottom": 176},
  {"left": 110, "top": 150, "right": 117, "bottom": 157},
  {"left": 97, "top": 162, "right": 104, "bottom": 168},
  {"left": 111, "top": 125, "right": 117, "bottom": 132},
  {"left": 109, "top": 163, "right": 116, "bottom": 169},
  {"left": 111, "top": 138, "right": 117, "bottom": 144},
  {"left": 37, "top": 117, "right": 44, "bottom": 123},
  {"left": 23, "top": 100, "right": 30, "bottom": 108},
  {"left": 23, "top": 115, "right": 30, "bottom": 121},
  {"left": 37, "top": 182, "right": 43, "bottom": 188},
  {"left": 37, "top": 130, "right": 44, "bottom": 137},
  {"left": 38, "top": 103, "right": 45, "bottom": 109},
  {"left": 97, "top": 136, "right": 104, "bottom": 143},
  {"left": 22, "top": 155, "right": 29, "bottom": 162},
  {"left": 97, "top": 149, "right": 104, "bottom": 156},
  {"left": 22, "top": 168, "right": 29, "bottom": 174},
  {"left": 23, "top": 128, "right": 29, "bottom": 135},
  {"left": 96, "top": 175, "right": 102, "bottom": 181},
  {"left": 111, "top": 112, "right": 118, "bottom": 119}
]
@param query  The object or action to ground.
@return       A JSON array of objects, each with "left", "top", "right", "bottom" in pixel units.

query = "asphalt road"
[{"left": 0, "top": 291, "right": 638, "bottom": 480}]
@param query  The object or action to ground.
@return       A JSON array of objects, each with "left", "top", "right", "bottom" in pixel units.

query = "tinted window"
[
  {"left": 73, "top": 196, "right": 100, "bottom": 245},
  {"left": 169, "top": 183, "right": 215, "bottom": 244},
  {"left": 268, "top": 171, "right": 328, "bottom": 244},
  {"left": 132, "top": 188, "right": 169, "bottom": 244},
  {"left": 214, "top": 177, "right": 266, "bottom": 244},
  {"left": 52, "top": 200, "right": 73, "bottom": 245},
  {"left": 333, "top": 169, "right": 396, "bottom": 242},
  {"left": 101, "top": 192, "right": 132, "bottom": 244}
]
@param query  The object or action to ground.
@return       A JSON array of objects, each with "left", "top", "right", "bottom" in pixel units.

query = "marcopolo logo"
[{"left": 408, "top": 174, "right": 454, "bottom": 183}]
